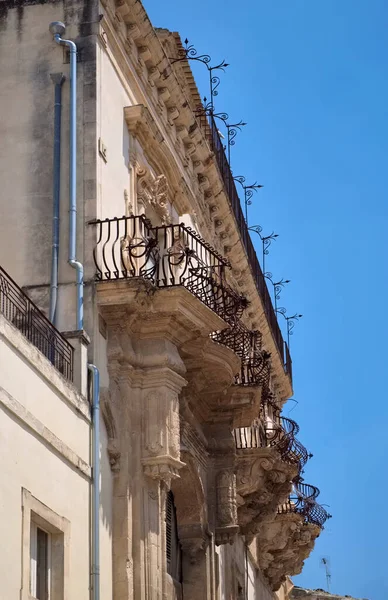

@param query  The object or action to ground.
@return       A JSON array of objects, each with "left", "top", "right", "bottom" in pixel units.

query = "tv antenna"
[{"left": 320, "top": 557, "right": 331, "bottom": 593}]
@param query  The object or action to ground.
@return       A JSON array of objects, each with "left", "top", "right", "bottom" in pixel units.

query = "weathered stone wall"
[{"left": 0, "top": 0, "right": 98, "bottom": 333}]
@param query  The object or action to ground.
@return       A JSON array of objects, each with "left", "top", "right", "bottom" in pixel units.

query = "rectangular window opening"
[{"left": 30, "top": 522, "right": 51, "bottom": 600}]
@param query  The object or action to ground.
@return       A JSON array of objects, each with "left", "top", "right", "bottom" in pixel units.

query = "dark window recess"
[
  {"left": 166, "top": 491, "right": 182, "bottom": 584},
  {"left": 36, "top": 528, "right": 49, "bottom": 599}
]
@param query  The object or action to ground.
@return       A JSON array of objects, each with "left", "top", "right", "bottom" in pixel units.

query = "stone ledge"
[{"left": 0, "top": 384, "right": 91, "bottom": 479}]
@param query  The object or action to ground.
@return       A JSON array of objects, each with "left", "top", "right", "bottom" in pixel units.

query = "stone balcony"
[
  {"left": 91, "top": 215, "right": 268, "bottom": 426},
  {"left": 256, "top": 479, "right": 331, "bottom": 591},
  {"left": 90, "top": 214, "right": 246, "bottom": 325},
  {"left": 233, "top": 415, "right": 311, "bottom": 539}
]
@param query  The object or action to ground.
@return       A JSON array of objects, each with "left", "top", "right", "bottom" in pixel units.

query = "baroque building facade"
[{"left": 0, "top": 0, "right": 330, "bottom": 598}]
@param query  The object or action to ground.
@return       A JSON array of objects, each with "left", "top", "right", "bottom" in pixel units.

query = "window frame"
[{"left": 21, "top": 489, "right": 70, "bottom": 600}]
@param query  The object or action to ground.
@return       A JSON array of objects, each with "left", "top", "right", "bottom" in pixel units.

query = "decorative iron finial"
[
  {"left": 264, "top": 273, "right": 291, "bottom": 311},
  {"left": 225, "top": 120, "right": 247, "bottom": 165},
  {"left": 248, "top": 227, "right": 279, "bottom": 272},
  {"left": 234, "top": 176, "right": 263, "bottom": 225},
  {"left": 170, "top": 38, "right": 229, "bottom": 115},
  {"left": 276, "top": 309, "right": 303, "bottom": 349}
]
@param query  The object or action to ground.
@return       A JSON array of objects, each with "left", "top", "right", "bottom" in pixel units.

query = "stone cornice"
[{"left": 124, "top": 104, "right": 164, "bottom": 143}]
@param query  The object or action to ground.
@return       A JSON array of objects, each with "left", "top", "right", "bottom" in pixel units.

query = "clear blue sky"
[{"left": 144, "top": 1, "right": 388, "bottom": 598}]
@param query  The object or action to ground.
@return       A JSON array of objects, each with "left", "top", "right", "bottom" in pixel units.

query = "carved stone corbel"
[
  {"left": 142, "top": 455, "right": 185, "bottom": 488},
  {"left": 178, "top": 524, "right": 210, "bottom": 564},
  {"left": 100, "top": 387, "right": 122, "bottom": 473}
]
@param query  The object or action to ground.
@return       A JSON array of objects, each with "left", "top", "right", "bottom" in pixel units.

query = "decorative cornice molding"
[{"left": 124, "top": 104, "right": 164, "bottom": 144}]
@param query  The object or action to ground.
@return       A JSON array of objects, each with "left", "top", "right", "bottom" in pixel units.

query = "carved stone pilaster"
[{"left": 215, "top": 469, "right": 239, "bottom": 545}]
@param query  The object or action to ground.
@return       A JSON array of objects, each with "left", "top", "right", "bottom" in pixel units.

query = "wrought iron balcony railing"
[
  {"left": 197, "top": 113, "right": 292, "bottom": 380},
  {"left": 265, "top": 416, "right": 309, "bottom": 470},
  {"left": 212, "top": 321, "right": 271, "bottom": 386},
  {"left": 293, "top": 478, "right": 320, "bottom": 501},
  {"left": 234, "top": 415, "right": 310, "bottom": 471},
  {"left": 0, "top": 266, "right": 73, "bottom": 381},
  {"left": 278, "top": 485, "right": 331, "bottom": 529},
  {"left": 90, "top": 215, "right": 246, "bottom": 323}
]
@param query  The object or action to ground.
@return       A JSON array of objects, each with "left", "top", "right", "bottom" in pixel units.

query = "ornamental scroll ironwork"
[
  {"left": 90, "top": 215, "right": 247, "bottom": 323},
  {"left": 278, "top": 482, "right": 331, "bottom": 529},
  {"left": 212, "top": 321, "right": 273, "bottom": 387},
  {"left": 233, "top": 412, "right": 311, "bottom": 474}
]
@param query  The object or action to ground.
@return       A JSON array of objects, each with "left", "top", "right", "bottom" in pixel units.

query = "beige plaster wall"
[{"left": 0, "top": 314, "right": 91, "bottom": 597}]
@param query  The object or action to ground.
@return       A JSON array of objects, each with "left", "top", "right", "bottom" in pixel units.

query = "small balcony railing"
[
  {"left": 233, "top": 415, "right": 310, "bottom": 471},
  {"left": 293, "top": 478, "right": 320, "bottom": 501},
  {"left": 233, "top": 418, "right": 267, "bottom": 449},
  {"left": 0, "top": 266, "right": 73, "bottom": 381},
  {"left": 90, "top": 215, "right": 246, "bottom": 323},
  {"left": 198, "top": 113, "right": 291, "bottom": 380},
  {"left": 212, "top": 321, "right": 271, "bottom": 386},
  {"left": 278, "top": 485, "right": 331, "bottom": 529}
]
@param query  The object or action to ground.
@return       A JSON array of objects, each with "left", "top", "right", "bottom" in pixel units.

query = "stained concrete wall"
[{"left": 0, "top": 0, "right": 98, "bottom": 333}]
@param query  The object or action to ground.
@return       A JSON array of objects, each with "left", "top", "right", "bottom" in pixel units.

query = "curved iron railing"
[
  {"left": 90, "top": 216, "right": 246, "bottom": 323},
  {"left": 212, "top": 320, "right": 272, "bottom": 386},
  {"left": 293, "top": 478, "right": 320, "bottom": 501},
  {"left": 234, "top": 413, "right": 310, "bottom": 471},
  {"left": 0, "top": 266, "right": 73, "bottom": 381},
  {"left": 280, "top": 416, "right": 300, "bottom": 437},
  {"left": 278, "top": 487, "right": 331, "bottom": 529}
]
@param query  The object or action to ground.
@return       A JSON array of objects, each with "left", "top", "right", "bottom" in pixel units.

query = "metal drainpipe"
[
  {"left": 49, "top": 22, "right": 98, "bottom": 600},
  {"left": 49, "top": 73, "right": 65, "bottom": 326},
  {"left": 49, "top": 21, "right": 84, "bottom": 331},
  {"left": 88, "top": 363, "right": 101, "bottom": 600}
]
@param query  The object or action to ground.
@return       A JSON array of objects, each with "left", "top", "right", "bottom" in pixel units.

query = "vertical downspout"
[
  {"left": 88, "top": 363, "right": 101, "bottom": 600},
  {"left": 49, "top": 21, "right": 84, "bottom": 331},
  {"left": 49, "top": 73, "right": 65, "bottom": 326},
  {"left": 49, "top": 22, "right": 99, "bottom": 600}
]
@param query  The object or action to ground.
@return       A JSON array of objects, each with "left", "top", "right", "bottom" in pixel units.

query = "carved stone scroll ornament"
[
  {"left": 257, "top": 516, "right": 321, "bottom": 591},
  {"left": 136, "top": 167, "right": 172, "bottom": 225},
  {"left": 236, "top": 452, "right": 294, "bottom": 535}
]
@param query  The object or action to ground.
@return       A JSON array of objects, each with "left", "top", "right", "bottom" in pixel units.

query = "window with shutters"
[{"left": 166, "top": 490, "right": 182, "bottom": 584}]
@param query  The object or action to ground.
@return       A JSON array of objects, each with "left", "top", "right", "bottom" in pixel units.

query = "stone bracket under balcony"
[
  {"left": 181, "top": 338, "right": 262, "bottom": 425},
  {"left": 97, "top": 279, "right": 227, "bottom": 347},
  {"left": 235, "top": 448, "right": 297, "bottom": 537},
  {"left": 256, "top": 513, "right": 321, "bottom": 591}
]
